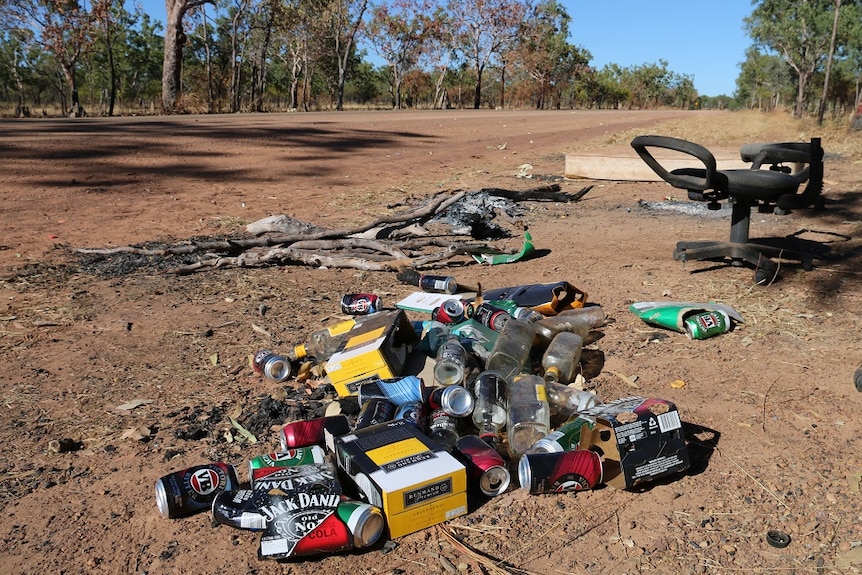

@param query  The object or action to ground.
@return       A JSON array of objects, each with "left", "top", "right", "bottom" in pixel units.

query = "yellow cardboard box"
[
  {"left": 324, "top": 310, "right": 418, "bottom": 397},
  {"left": 333, "top": 419, "right": 468, "bottom": 538}
]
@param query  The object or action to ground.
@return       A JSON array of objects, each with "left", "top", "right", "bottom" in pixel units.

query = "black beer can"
[
  {"left": 472, "top": 302, "right": 511, "bottom": 332},
  {"left": 341, "top": 293, "right": 382, "bottom": 316},
  {"left": 354, "top": 397, "right": 396, "bottom": 430},
  {"left": 395, "top": 400, "right": 427, "bottom": 430},
  {"left": 155, "top": 462, "right": 239, "bottom": 519}
]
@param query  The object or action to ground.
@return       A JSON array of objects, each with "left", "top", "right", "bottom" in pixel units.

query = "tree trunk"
[
  {"left": 162, "top": 0, "right": 188, "bottom": 112},
  {"left": 818, "top": 0, "right": 841, "bottom": 126},
  {"left": 105, "top": 14, "right": 117, "bottom": 116},
  {"left": 473, "top": 64, "right": 483, "bottom": 109}
]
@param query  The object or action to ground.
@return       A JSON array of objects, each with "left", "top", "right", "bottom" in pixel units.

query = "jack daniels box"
[{"left": 212, "top": 462, "right": 383, "bottom": 560}]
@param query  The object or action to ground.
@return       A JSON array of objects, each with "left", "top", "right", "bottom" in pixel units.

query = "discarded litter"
[
  {"left": 157, "top": 278, "right": 694, "bottom": 562},
  {"left": 629, "top": 301, "right": 744, "bottom": 339}
]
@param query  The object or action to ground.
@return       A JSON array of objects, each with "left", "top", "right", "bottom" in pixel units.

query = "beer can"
[
  {"left": 684, "top": 310, "right": 730, "bottom": 339},
  {"left": 341, "top": 293, "right": 382, "bottom": 316},
  {"left": 354, "top": 397, "right": 396, "bottom": 430},
  {"left": 425, "top": 385, "right": 474, "bottom": 417},
  {"left": 248, "top": 447, "right": 327, "bottom": 484},
  {"left": 472, "top": 302, "right": 511, "bottom": 332},
  {"left": 518, "top": 450, "right": 602, "bottom": 494},
  {"left": 211, "top": 489, "right": 267, "bottom": 530},
  {"left": 455, "top": 435, "right": 511, "bottom": 496},
  {"left": 528, "top": 416, "right": 592, "bottom": 454},
  {"left": 280, "top": 415, "right": 351, "bottom": 451},
  {"left": 253, "top": 351, "right": 293, "bottom": 382},
  {"left": 432, "top": 299, "right": 467, "bottom": 324},
  {"left": 252, "top": 349, "right": 274, "bottom": 374},
  {"left": 419, "top": 274, "right": 458, "bottom": 294},
  {"left": 336, "top": 499, "right": 384, "bottom": 548},
  {"left": 155, "top": 462, "right": 239, "bottom": 519},
  {"left": 395, "top": 400, "right": 427, "bottom": 430},
  {"left": 357, "top": 375, "right": 424, "bottom": 406}
]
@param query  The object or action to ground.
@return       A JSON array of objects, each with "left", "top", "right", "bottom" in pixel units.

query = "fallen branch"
[{"left": 481, "top": 184, "right": 593, "bottom": 202}]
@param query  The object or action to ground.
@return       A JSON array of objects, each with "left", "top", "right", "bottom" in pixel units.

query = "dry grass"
[{"left": 570, "top": 109, "right": 862, "bottom": 161}]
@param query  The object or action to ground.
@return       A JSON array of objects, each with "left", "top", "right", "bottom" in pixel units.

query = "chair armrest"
[
  {"left": 631, "top": 135, "right": 716, "bottom": 191},
  {"left": 740, "top": 142, "right": 812, "bottom": 169}
]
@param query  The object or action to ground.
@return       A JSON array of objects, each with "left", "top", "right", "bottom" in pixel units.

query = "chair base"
[{"left": 673, "top": 240, "right": 815, "bottom": 281}]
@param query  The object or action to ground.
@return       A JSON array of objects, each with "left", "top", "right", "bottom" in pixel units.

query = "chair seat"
[{"left": 670, "top": 167, "right": 800, "bottom": 200}]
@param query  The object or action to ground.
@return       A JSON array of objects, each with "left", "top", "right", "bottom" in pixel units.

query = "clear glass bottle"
[
  {"left": 532, "top": 314, "right": 592, "bottom": 348},
  {"left": 413, "top": 320, "right": 451, "bottom": 356},
  {"left": 434, "top": 335, "right": 467, "bottom": 386},
  {"left": 544, "top": 380, "right": 601, "bottom": 420},
  {"left": 471, "top": 371, "right": 508, "bottom": 445},
  {"left": 556, "top": 305, "right": 607, "bottom": 326},
  {"left": 291, "top": 317, "right": 358, "bottom": 361},
  {"left": 541, "top": 331, "right": 583, "bottom": 384},
  {"left": 427, "top": 408, "right": 460, "bottom": 451},
  {"left": 506, "top": 374, "right": 550, "bottom": 459},
  {"left": 485, "top": 319, "right": 535, "bottom": 380}
]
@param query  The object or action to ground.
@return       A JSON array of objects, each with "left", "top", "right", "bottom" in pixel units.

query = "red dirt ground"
[{"left": 1, "top": 109, "right": 861, "bottom": 575}]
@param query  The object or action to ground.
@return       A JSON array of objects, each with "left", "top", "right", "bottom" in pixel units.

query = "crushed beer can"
[
  {"left": 248, "top": 446, "right": 327, "bottom": 486},
  {"left": 155, "top": 462, "right": 239, "bottom": 519}
]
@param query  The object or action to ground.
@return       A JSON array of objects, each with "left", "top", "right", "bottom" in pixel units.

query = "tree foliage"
[{"left": 7, "top": 0, "right": 861, "bottom": 116}]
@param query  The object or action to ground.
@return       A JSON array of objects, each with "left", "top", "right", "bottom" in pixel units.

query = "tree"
[
  {"left": 364, "top": 0, "right": 430, "bottom": 109},
  {"left": 4, "top": 0, "right": 109, "bottom": 116},
  {"left": 745, "top": 0, "right": 836, "bottom": 117},
  {"left": 163, "top": 0, "right": 214, "bottom": 112},
  {"left": 447, "top": 0, "right": 529, "bottom": 109},
  {"left": 736, "top": 47, "right": 792, "bottom": 111},
  {"left": 325, "top": 0, "right": 369, "bottom": 110}
]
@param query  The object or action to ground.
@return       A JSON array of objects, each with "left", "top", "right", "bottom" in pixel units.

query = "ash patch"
[
  {"left": 75, "top": 234, "right": 247, "bottom": 277},
  {"left": 240, "top": 385, "right": 335, "bottom": 437},
  {"left": 431, "top": 191, "right": 522, "bottom": 239},
  {"left": 637, "top": 199, "right": 730, "bottom": 218}
]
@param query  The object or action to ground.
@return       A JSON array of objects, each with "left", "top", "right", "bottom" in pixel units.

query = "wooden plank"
[{"left": 564, "top": 147, "right": 750, "bottom": 182}]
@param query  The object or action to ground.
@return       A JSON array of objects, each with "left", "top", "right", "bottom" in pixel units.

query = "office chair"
[{"left": 630, "top": 135, "right": 824, "bottom": 284}]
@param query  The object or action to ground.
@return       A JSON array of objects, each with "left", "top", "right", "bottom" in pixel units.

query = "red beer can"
[
  {"left": 455, "top": 434, "right": 511, "bottom": 496},
  {"left": 518, "top": 449, "right": 602, "bottom": 494},
  {"left": 280, "top": 415, "right": 351, "bottom": 451}
]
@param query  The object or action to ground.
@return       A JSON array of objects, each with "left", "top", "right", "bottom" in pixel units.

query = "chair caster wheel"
[{"left": 754, "top": 268, "right": 776, "bottom": 285}]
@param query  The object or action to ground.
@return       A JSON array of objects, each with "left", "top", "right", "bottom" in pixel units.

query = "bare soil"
[{"left": 1, "top": 109, "right": 861, "bottom": 575}]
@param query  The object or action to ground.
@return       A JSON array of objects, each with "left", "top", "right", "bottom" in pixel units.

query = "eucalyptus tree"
[
  {"left": 745, "top": 0, "right": 837, "bottom": 117},
  {"left": 3, "top": 0, "right": 109, "bottom": 115},
  {"left": 446, "top": 0, "right": 530, "bottom": 109}
]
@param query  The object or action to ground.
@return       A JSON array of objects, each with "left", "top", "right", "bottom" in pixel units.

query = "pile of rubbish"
[{"left": 155, "top": 276, "right": 698, "bottom": 561}]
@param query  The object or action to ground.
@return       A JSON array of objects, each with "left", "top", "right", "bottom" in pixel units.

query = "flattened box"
[
  {"left": 333, "top": 419, "right": 467, "bottom": 538},
  {"left": 578, "top": 396, "right": 690, "bottom": 490},
  {"left": 324, "top": 310, "right": 418, "bottom": 397}
]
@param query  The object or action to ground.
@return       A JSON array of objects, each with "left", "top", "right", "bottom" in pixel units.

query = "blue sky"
[{"left": 138, "top": 0, "right": 752, "bottom": 97}]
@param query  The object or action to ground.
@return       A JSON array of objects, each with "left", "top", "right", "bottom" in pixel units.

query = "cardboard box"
[
  {"left": 324, "top": 310, "right": 418, "bottom": 397},
  {"left": 577, "top": 396, "right": 690, "bottom": 490},
  {"left": 333, "top": 419, "right": 468, "bottom": 538}
]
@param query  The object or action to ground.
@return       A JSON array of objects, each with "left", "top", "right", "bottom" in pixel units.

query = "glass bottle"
[
  {"left": 427, "top": 408, "right": 460, "bottom": 451},
  {"left": 291, "top": 317, "right": 358, "bottom": 361},
  {"left": 413, "top": 320, "right": 451, "bottom": 357},
  {"left": 471, "top": 371, "right": 508, "bottom": 445},
  {"left": 532, "top": 314, "right": 593, "bottom": 348},
  {"left": 434, "top": 335, "right": 468, "bottom": 386},
  {"left": 485, "top": 319, "right": 535, "bottom": 380},
  {"left": 544, "top": 380, "right": 601, "bottom": 420},
  {"left": 556, "top": 304, "right": 607, "bottom": 326},
  {"left": 541, "top": 331, "right": 584, "bottom": 384},
  {"left": 506, "top": 374, "right": 550, "bottom": 459}
]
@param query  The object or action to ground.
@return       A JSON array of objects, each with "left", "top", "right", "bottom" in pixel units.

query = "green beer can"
[
  {"left": 683, "top": 310, "right": 730, "bottom": 340},
  {"left": 527, "top": 416, "right": 593, "bottom": 453},
  {"left": 336, "top": 499, "right": 385, "bottom": 548},
  {"left": 247, "top": 446, "right": 326, "bottom": 484}
]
